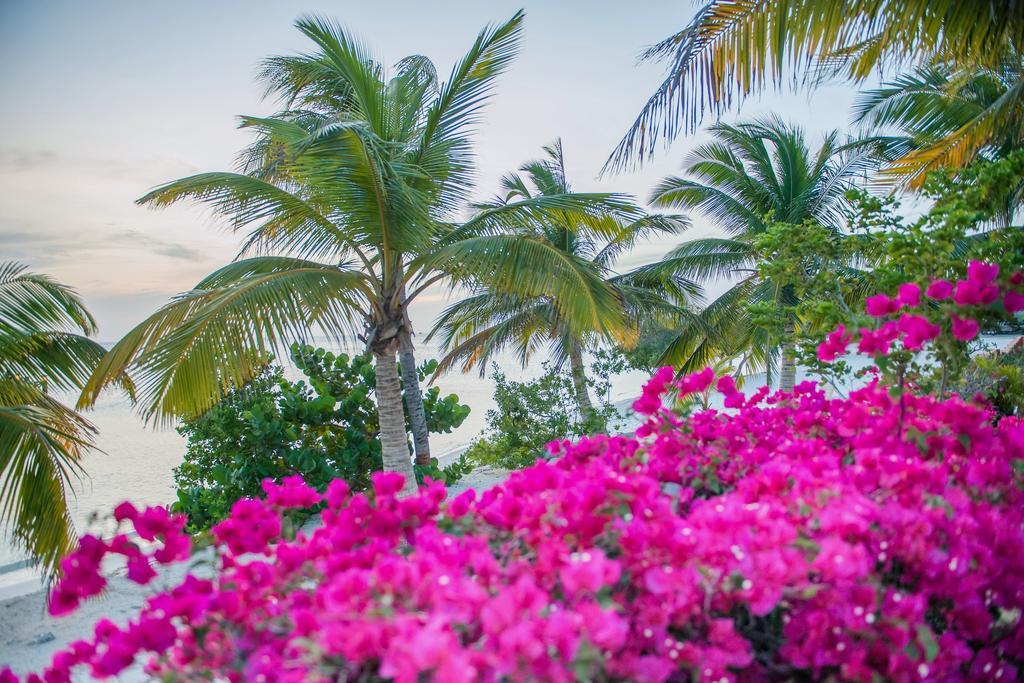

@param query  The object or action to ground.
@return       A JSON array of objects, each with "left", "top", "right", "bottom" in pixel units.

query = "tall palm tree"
[
  {"left": 428, "top": 140, "right": 694, "bottom": 418},
  {"left": 1, "top": 262, "right": 115, "bottom": 575},
  {"left": 642, "top": 117, "right": 879, "bottom": 390},
  {"left": 853, "top": 49, "right": 1024, "bottom": 200},
  {"left": 608, "top": 0, "right": 1024, "bottom": 175},
  {"left": 81, "top": 13, "right": 631, "bottom": 493}
]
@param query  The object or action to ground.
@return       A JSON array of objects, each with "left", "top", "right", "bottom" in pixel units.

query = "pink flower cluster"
[
  {"left": 819, "top": 261, "right": 1024, "bottom": 362},
  {"left": 47, "top": 504, "right": 190, "bottom": 619},
  {"left": 4, "top": 366, "right": 1024, "bottom": 682}
]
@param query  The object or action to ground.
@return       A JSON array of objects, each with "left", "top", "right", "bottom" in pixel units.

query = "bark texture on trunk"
[
  {"left": 373, "top": 342, "right": 417, "bottom": 496},
  {"left": 779, "top": 320, "right": 797, "bottom": 393},
  {"left": 567, "top": 341, "right": 596, "bottom": 422},
  {"left": 398, "top": 325, "right": 431, "bottom": 467}
]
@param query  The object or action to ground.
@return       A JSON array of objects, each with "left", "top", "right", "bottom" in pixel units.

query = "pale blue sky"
[{"left": 0, "top": 1, "right": 864, "bottom": 339}]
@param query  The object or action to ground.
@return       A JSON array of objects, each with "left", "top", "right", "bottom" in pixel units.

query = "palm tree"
[
  {"left": 1, "top": 262, "right": 115, "bottom": 575},
  {"left": 642, "top": 117, "right": 879, "bottom": 390},
  {"left": 428, "top": 140, "right": 694, "bottom": 419},
  {"left": 853, "top": 49, "right": 1024, "bottom": 200},
  {"left": 81, "top": 13, "right": 631, "bottom": 493},
  {"left": 608, "top": 0, "right": 1024, "bottom": 175}
]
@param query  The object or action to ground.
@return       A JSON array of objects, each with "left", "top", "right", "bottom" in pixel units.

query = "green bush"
[
  {"left": 173, "top": 344, "right": 470, "bottom": 531},
  {"left": 465, "top": 361, "right": 623, "bottom": 470},
  {"left": 952, "top": 338, "right": 1024, "bottom": 418}
]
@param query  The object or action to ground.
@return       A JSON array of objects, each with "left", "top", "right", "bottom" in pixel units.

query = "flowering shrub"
[
  {"left": 817, "top": 261, "right": 1023, "bottom": 374},
  {"left": 4, "top": 375, "right": 1023, "bottom": 681},
  {"left": 3, "top": 265, "right": 1023, "bottom": 682}
]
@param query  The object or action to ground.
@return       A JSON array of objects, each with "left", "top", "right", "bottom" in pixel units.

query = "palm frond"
[
  {"left": 0, "top": 262, "right": 96, "bottom": 337},
  {"left": 79, "top": 262, "right": 370, "bottom": 425},
  {"left": 138, "top": 171, "right": 368, "bottom": 265},
  {"left": 427, "top": 235, "right": 625, "bottom": 338},
  {"left": 0, "top": 381, "right": 93, "bottom": 577},
  {"left": 418, "top": 10, "right": 525, "bottom": 153},
  {"left": 632, "top": 238, "right": 755, "bottom": 283},
  {"left": 606, "top": 0, "right": 1024, "bottom": 170}
]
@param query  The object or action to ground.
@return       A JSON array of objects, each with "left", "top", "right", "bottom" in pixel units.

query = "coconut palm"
[
  {"left": 428, "top": 140, "right": 695, "bottom": 419},
  {"left": 642, "top": 117, "right": 880, "bottom": 390},
  {"left": 0, "top": 262, "right": 114, "bottom": 575},
  {"left": 608, "top": 0, "right": 1024, "bottom": 175},
  {"left": 853, "top": 49, "right": 1024, "bottom": 201},
  {"left": 81, "top": 13, "right": 633, "bottom": 492}
]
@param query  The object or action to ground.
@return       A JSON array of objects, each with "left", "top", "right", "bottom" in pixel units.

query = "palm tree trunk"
[
  {"left": 779, "top": 320, "right": 797, "bottom": 393},
  {"left": 373, "top": 341, "right": 417, "bottom": 496},
  {"left": 398, "top": 325, "right": 432, "bottom": 467},
  {"left": 567, "top": 341, "right": 596, "bottom": 422}
]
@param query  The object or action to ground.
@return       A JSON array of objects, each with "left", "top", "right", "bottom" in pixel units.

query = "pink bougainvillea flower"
[
  {"left": 925, "top": 279, "right": 954, "bottom": 300},
  {"left": 716, "top": 375, "right": 746, "bottom": 409},
  {"left": 951, "top": 314, "right": 981, "bottom": 341},
  {"left": 967, "top": 260, "right": 999, "bottom": 284},
  {"left": 126, "top": 556, "right": 157, "bottom": 585},
  {"left": 864, "top": 293, "right": 899, "bottom": 317},
  {"left": 262, "top": 475, "right": 322, "bottom": 509},
  {"left": 895, "top": 282, "right": 921, "bottom": 308},
  {"left": 677, "top": 367, "right": 714, "bottom": 395},
  {"left": 954, "top": 278, "right": 1000, "bottom": 307},
  {"left": 1005, "top": 290, "right": 1024, "bottom": 314},
  {"left": 25, "top": 380, "right": 1024, "bottom": 682},
  {"left": 633, "top": 365, "right": 675, "bottom": 415},
  {"left": 857, "top": 322, "right": 900, "bottom": 356},
  {"left": 817, "top": 324, "right": 852, "bottom": 362},
  {"left": 896, "top": 313, "right": 941, "bottom": 350}
]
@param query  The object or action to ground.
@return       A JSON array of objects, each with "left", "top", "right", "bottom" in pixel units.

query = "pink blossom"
[
  {"left": 19, "top": 328, "right": 1024, "bottom": 683},
  {"left": 716, "top": 375, "right": 745, "bottom": 409},
  {"left": 857, "top": 322, "right": 900, "bottom": 356},
  {"left": 951, "top": 314, "right": 980, "bottom": 341},
  {"left": 324, "top": 479, "right": 350, "bottom": 509},
  {"left": 633, "top": 366, "right": 674, "bottom": 415},
  {"left": 896, "top": 313, "right": 941, "bottom": 350},
  {"left": 678, "top": 367, "right": 714, "bottom": 395},
  {"left": 925, "top": 279, "right": 954, "bottom": 300},
  {"left": 371, "top": 470, "right": 407, "bottom": 496},
  {"left": 113, "top": 502, "right": 138, "bottom": 523},
  {"left": 126, "top": 556, "right": 157, "bottom": 584},
  {"left": 967, "top": 260, "right": 999, "bottom": 284},
  {"left": 954, "top": 278, "right": 1000, "bottom": 306},
  {"left": 895, "top": 282, "right": 921, "bottom": 308},
  {"left": 817, "top": 324, "right": 851, "bottom": 362},
  {"left": 560, "top": 549, "right": 621, "bottom": 595},
  {"left": 262, "top": 475, "right": 321, "bottom": 508},
  {"left": 1005, "top": 290, "right": 1024, "bottom": 314},
  {"left": 864, "top": 293, "right": 898, "bottom": 318}
]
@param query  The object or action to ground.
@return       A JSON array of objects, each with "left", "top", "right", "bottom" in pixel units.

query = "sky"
[{"left": 0, "top": 0, "right": 866, "bottom": 340}]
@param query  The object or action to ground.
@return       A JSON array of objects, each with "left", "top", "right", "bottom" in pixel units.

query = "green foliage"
[
  {"left": 173, "top": 344, "right": 470, "bottom": 531},
  {"left": 613, "top": 325, "right": 679, "bottom": 373},
  {"left": 609, "top": 0, "right": 1024, "bottom": 174},
  {"left": 953, "top": 339, "right": 1024, "bottom": 418},
  {"left": 465, "top": 362, "right": 623, "bottom": 471},
  {"left": 645, "top": 117, "right": 882, "bottom": 383},
  {"left": 429, "top": 140, "right": 691, "bottom": 394}
]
